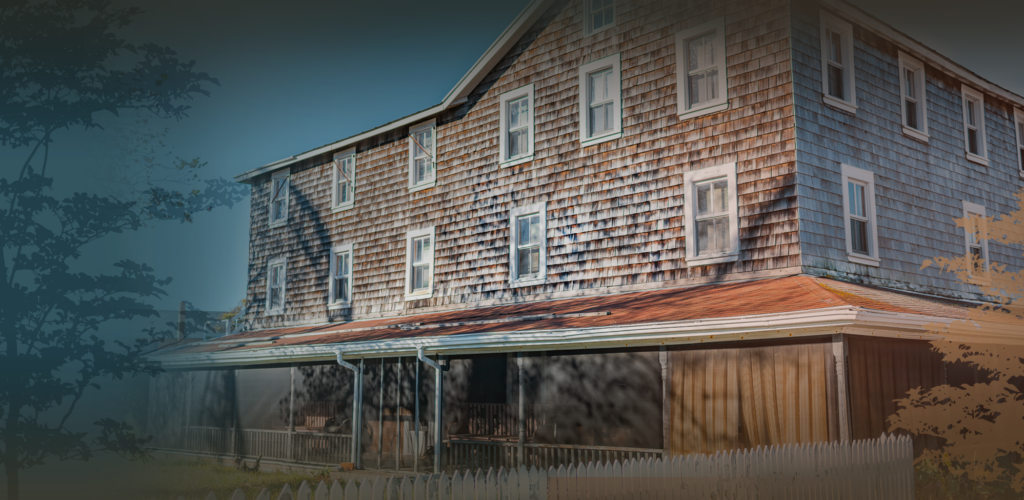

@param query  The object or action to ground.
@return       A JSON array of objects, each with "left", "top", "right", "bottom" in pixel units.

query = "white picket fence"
[{"left": 201, "top": 434, "right": 914, "bottom": 500}]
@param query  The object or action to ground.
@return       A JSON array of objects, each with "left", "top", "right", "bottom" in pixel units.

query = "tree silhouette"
[
  {"left": 0, "top": 1, "right": 238, "bottom": 498},
  {"left": 888, "top": 191, "right": 1024, "bottom": 498}
]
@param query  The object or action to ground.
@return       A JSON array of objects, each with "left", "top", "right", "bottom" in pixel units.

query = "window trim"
[
  {"left": 268, "top": 170, "right": 290, "bottom": 228},
  {"left": 583, "top": 0, "right": 617, "bottom": 37},
  {"left": 577, "top": 53, "right": 623, "bottom": 148},
  {"left": 328, "top": 243, "right": 354, "bottom": 310},
  {"left": 1013, "top": 108, "right": 1024, "bottom": 177},
  {"left": 331, "top": 148, "right": 356, "bottom": 212},
  {"left": 961, "top": 200, "right": 990, "bottom": 283},
  {"left": 265, "top": 256, "right": 287, "bottom": 316},
  {"left": 960, "top": 85, "right": 989, "bottom": 166},
  {"left": 896, "top": 51, "right": 929, "bottom": 142},
  {"left": 674, "top": 18, "right": 729, "bottom": 120},
  {"left": 508, "top": 202, "right": 548, "bottom": 288},
  {"left": 404, "top": 226, "right": 436, "bottom": 301},
  {"left": 499, "top": 84, "right": 536, "bottom": 168},
  {"left": 840, "top": 164, "right": 880, "bottom": 267},
  {"left": 683, "top": 163, "right": 740, "bottom": 265},
  {"left": 408, "top": 119, "right": 437, "bottom": 193},
  {"left": 818, "top": 10, "right": 857, "bottom": 114}
]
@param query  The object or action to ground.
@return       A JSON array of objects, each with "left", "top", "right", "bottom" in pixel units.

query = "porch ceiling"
[{"left": 149, "top": 276, "right": 976, "bottom": 369}]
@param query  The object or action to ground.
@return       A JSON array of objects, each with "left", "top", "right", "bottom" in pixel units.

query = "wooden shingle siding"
[
  {"left": 246, "top": 0, "right": 800, "bottom": 328},
  {"left": 790, "top": 0, "right": 1024, "bottom": 300}
]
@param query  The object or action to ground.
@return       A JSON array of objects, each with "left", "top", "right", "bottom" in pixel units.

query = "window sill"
[
  {"left": 901, "top": 126, "right": 930, "bottom": 143},
  {"left": 687, "top": 253, "right": 739, "bottom": 266},
  {"left": 510, "top": 277, "right": 547, "bottom": 289},
  {"left": 408, "top": 180, "right": 437, "bottom": 194},
  {"left": 822, "top": 95, "right": 858, "bottom": 114},
  {"left": 965, "top": 152, "right": 989, "bottom": 167},
  {"left": 500, "top": 155, "right": 535, "bottom": 168},
  {"left": 268, "top": 220, "right": 287, "bottom": 229},
  {"left": 580, "top": 131, "right": 622, "bottom": 148},
  {"left": 327, "top": 303, "right": 350, "bottom": 311},
  {"left": 404, "top": 292, "right": 433, "bottom": 302},
  {"left": 331, "top": 204, "right": 354, "bottom": 214},
  {"left": 679, "top": 101, "right": 729, "bottom": 121},
  {"left": 847, "top": 253, "right": 880, "bottom": 267}
]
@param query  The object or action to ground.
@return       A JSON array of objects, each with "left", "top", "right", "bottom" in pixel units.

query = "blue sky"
[{"left": 4, "top": 0, "right": 1021, "bottom": 313}]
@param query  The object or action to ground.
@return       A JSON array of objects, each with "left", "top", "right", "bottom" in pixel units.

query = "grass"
[{"left": 114, "top": 458, "right": 343, "bottom": 500}]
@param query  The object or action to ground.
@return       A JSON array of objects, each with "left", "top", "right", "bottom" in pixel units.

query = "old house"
[{"left": 147, "top": 0, "right": 1024, "bottom": 473}]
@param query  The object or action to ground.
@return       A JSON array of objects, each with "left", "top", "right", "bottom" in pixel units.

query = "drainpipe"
[
  {"left": 335, "top": 351, "right": 363, "bottom": 469},
  {"left": 418, "top": 348, "right": 444, "bottom": 474}
]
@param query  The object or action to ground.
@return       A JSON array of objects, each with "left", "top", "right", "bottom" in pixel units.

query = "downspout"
[
  {"left": 335, "top": 351, "right": 363, "bottom": 469},
  {"left": 417, "top": 348, "right": 444, "bottom": 474}
]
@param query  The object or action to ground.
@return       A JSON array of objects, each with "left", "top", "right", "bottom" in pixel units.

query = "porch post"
[
  {"left": 378, "top": 358, "right": 384, "bottom": 470},
  {"left": 517, "top": 352, "right": 525, "bottom": 468},
  {"left": 417, "top": 348, "right": 444, "bottom": 474},
  {"left": 355, "top": 359, "right": 364, "bottom": 470},
  {"left": 183, "top": 372, "right": 193, "bottom": 450},
  {"left": 396, "top": 357, "right": 402, "bottom": 471},
  {"left": 414, "top": 355, "right": 420, "bottom": 473},
  {"left": 660, "top": 347, "right": 669, "bottom": 458},
  {"left": 288, "top": 365, "right": 295, "bottom": 461},
  {"left": 832, "top": 334, "right": 851, "bottom": 442}
]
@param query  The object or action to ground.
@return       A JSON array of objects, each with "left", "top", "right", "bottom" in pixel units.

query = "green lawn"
[{"left": 124, "top": 458, "right": 343, "bottom": 500}]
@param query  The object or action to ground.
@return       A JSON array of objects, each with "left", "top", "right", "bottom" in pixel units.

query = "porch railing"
[
  {"left": 159, "top": 426, "right": 352, "bottom": 465},
  {"left": 443, "top": 439, "right": 663, "bottom": 472},
  {"left": 454, "top": 403, "right": 564, "bottom": 438}
]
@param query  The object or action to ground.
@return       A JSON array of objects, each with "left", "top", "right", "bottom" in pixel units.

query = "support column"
[
  {"left": 832, "top": 334, "right": 851, "bottom": 442},
  {"left": 414, "top": 357, "right": 420, "bottom": 473},
  {"left": 517, "top": 352, "right": 525, "bottom": 468},
  {"left": 418, "top": 348, "right": 444, "bottom": 474},
  {"left": 395, "top": 357, "right": 402, "bottom": 471},
  {"left": 288, "top": 365, "right": 295, "bottom": 461},
  {"left": 378, "top": 358, "right": 384, "bottom": 470},
  {"left": 660, "top": 347, "right": 670, "bottom": 458}
]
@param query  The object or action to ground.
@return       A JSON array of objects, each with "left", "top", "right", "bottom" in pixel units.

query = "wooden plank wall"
[
  {"left": 789, "top": 0, "right": 1024, "bottom": 300},
  {"left": 245, "top": 0, "right": 799, "bottom": 328}
]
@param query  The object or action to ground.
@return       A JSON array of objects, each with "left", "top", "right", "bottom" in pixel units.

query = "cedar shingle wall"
[
  {"left": 790, "top": 0, "right": 1024, "bottom": 299},
  {"left": 246, "top": 0, "right": 798, "bottom": 328}
]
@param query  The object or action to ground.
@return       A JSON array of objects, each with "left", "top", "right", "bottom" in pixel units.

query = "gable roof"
[
  {"left": 233, "top": 0, "right": 556, "bottom": 184},
  {"left": 234, "top": 0, "right": 1024, "bottom": 185}
]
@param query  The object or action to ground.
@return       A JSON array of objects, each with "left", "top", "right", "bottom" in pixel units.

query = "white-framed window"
[
  {"left": 499, "top": 84, "right": 536, "bottom": 167},
  {"left": 961, "top": 85, "right": 988, "bottom": 165},
  {"left": 268, "top": 170, "right": 290, "bottom": 227},
  {"left": 961, "top": 201, "right": 990, "bottom": 282},
  {"left": 1015, "top": 108, "right": 1024, "bottom": 177},
  {"left": 408, "top": 119, "right": 437, "bottom": 192},
  {"left": 683, "top": 163, "right": 739, "bottom": 265},
  {"left": 584, "top": 0, "right": 616, "bottom": 36},
  {"left": 819, "top": 11, "right": 857, "bottom": 113},
  {"left": 266, "top": 257, "right": 287, "bottom": 315},
  {"left": 897, "top": 52, "right": 928, "bottom": 141},
  {"left": 675, "top": 19, "right": 728, "bottom": 119},
  {"left": 404, "top": 226, "right": 436, "bottom": 301},
  {"left": 328, "top": 244, "right": 354, "bottom": 309},
  {"left": 331, "top": 148, "right": 356, "bottom": 211},
  {"left": 840, "top": 164, "right": 880, "bottom": 266},
  {"left": 508, "top": 202, "right": 548, "bottom": 287},
  {"left": 578, "top": 54, "right": 622, "bottom": 147}
]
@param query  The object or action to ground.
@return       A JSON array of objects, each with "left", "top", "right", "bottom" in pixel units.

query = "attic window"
[
  {"left": 1015, "top": 108, "right": 1024, "bottom": 176},
  {"left": 585, "top": 0, "right": 616, "bottom": 36},
  {"left": 675, "top": 19, "right": 728, "bottom": 119},
  {"left": 405, "top": 226, "right": 436, "bottom": 301},
  {"left": 961, "top": 85, "right": 988, "bottom": 165},
  {"left": 408, "top": 119, "right": 437, "bottom": 192},
  {"left": 578, "top": 54, "right": 622, "bottom": 147},
  {"left": 897, "top": 52, "right": 928, "bottom": 141},
  {"left": 819, "top": 11, "right": 857, "bottom": 113},
  {"left": 331, "top": 149, "right": 355, "bottom": 211},
  {"left": 499, "top": 84, "right": 535, "bottom": 167},
  {"left": 269, "top": 170, "right": 289, "bottom": 227}
]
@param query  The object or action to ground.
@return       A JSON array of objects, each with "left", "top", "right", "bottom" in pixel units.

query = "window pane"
[
  {"left": 334, "top": 276, "right": 349, "bottom": 302},
  {"left": 518, "top": 247, "right": 540, "bottom": 278},
  {"left": 529, "top": 215, "right": 541, "bottom": 243},
  {"left": 696, "top": 183, "right": 711, "bottom": 215},
  {"left": 848, "top": 182, "right": 865, "bottom": 218},
  {"left": 828, "top": 64, "right": 844, "bottom": 100},
  {"left": 413, "top": 237, "right": 431, "bottom": 265},
  {"left": 905, "top": 99, "right": 918, "bottom": 130},
  {"left": 518, "top": 217, "right": 531, "bottom": 246},
  {"left": 966, "top": 100, "right": 976, "bottom": 126},
  {"left": 850, "top": 219, "right": 869, "bottom": 255},
  {"left": 696, "top": 216, "right": 729, "bottom": 256},
  {"left": 969, "top": 246, "right": 982, "bottom": 271},
  {"left": 968, "top": 129, "right": 979, "bottom": 155},
  {"left": 712, "top": 180, "right": 728, "bottom": 213},
  {"left": 714, "top": 217, "right": 729, "bottom": 253},
  {"left": 509, "top": 128, "right": 527, "bottom": 158},
  {"left": 904, "top": 69, "right": 916, "bottom": 99},
  {"left": 697, "top": 218, "right": 712, "bottom": 254},
  {"left": 828, "top": 30, "right": 843, "bottom": 65},
  {"left": 688, "top": 72, "right": 705, "bottom": 106},
  {"left": 590, "top": 102, "right": 613, "bottom": 136},
  {"left": 413, "top": 265, "right": 430, "bottom": 291}
]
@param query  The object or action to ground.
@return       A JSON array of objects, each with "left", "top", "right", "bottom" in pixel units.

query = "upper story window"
[
  {"left": 584, "top": 0, "right": 616, "bottom": 36},
  {"left": 961, "top": 201, "right": 990, "bottom": 281},
  {"left": 269, "top": 170, "right": 290, "bottom": 227},
  {"left": 683, "top": 163, "right": 739, "bottom": 265},
  {"left": 405, "top": 226, "right": 436, "bottom": 301},
  {"left": 897, "top": 52, "right": 929, "bottom": 141},
  {"left": 508, "top": 202, "right": 548, "bottom": 287},
  {"left": 840, "top": 164, "right": 880, "bottom": 267},
  {"left": 499, "top": 84, "right": 536, "bottom": 167},
  {"left": 578, "top": 54, "right": 622, "bottom": 147},
  {"left": 1015, "top": 108, "right": 1024, "bottom": 177},
  {"left": 675, "top": 19, "right": 728, "bottom": 119},
  {"left": 408, "top": 120, "right": 437, "bottom": 192},
  {"left": 332, "top": 149, "right": 356, "bottom": 211},
  {"left": 328, "top": 244, "right": 354, "bottom": 309},
  {"left": 819, "top": 11, "right": 857, "bottom": 113},
  {"left": 266, "top": 257, "right": 286, "bottom": 315},
  {"left": 961, "top": 85, "right": 988, "bottom": 165}
]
